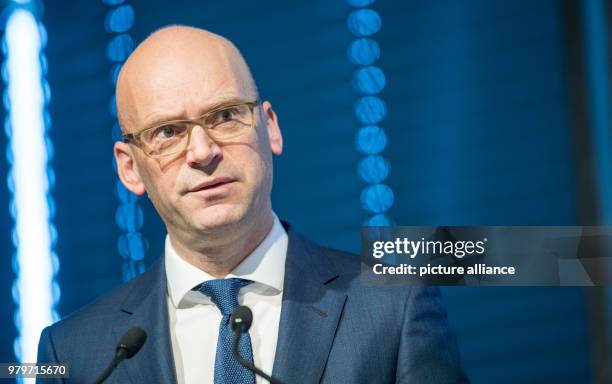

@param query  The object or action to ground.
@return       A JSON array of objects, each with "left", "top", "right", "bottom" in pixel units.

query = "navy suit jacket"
[{"left": 37, "top": 225, "right": 469, "bottom": 383}]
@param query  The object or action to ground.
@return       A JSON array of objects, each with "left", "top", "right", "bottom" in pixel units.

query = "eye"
[
  {"left": 220, "top": 109, "right": 236, "bottom": 121},
  {"left": 153, "top": 125, "right": 181, "bottom": 139},
  {"left": 210, "top": 107, "right": 239, "bottom": 125}
]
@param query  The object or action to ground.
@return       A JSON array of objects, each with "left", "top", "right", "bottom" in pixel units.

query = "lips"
[{"left": 188, "top": 177, "right": 236, "bottom": 193}]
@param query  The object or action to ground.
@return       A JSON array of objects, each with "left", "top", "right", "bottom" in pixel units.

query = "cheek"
[
  {"left": 228, "top": 147, "right": 270, "bottom": 186},
  {"left": 139, "top": 165, "right": 181, "bottom": 205}
]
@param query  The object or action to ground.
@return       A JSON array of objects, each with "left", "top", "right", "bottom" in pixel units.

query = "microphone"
[
  {"left": 93, "top": 327, "right": 147, "bottom": 384},
  {"left": 230, "top": 306, "right": 285, "bottom": 384}
]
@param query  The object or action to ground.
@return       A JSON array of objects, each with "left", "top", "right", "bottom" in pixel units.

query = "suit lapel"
[
  {"left": 272, "top": 227, "right": 347, "bottom": 383},
  {"left": 112, "top": 260, "right": 177, "bottom": 384}
]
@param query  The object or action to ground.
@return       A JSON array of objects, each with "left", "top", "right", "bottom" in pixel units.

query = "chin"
[{"left": 189, "top": 202, "right": 247, "bottom": 231}]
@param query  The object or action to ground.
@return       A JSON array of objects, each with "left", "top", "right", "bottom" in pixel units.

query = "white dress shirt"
[{"left": 165, "top": 215, "right": 288, "bottom": 384}]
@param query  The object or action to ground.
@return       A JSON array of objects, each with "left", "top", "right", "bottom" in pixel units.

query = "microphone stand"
[
  {"left": 93, "top": 348, "right": 127, "bottom": 384},
  {"left": 231, "top": 328, "right": 286, "bottom": 384}
]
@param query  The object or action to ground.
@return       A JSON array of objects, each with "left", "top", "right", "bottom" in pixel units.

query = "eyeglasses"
[{"left": 123, "top": 100, "right": 259, "bottom": 158}]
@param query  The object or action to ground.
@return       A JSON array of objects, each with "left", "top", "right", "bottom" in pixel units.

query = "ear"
[
  {"left": 114, "top": 141, "right": 146, "bottom": 195},
  {"left": 261, "top": 101, "right": 283, "bottom": 155}
]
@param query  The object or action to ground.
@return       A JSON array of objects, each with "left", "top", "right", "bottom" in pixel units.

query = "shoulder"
[
  {"left": 298, "top": 234, "right": 454, "bottom": 358},
  {"left": 324, "top": 244, "right": 439, "bottom": 301},
  {"left": 43, "top": 261, "right": 161, "bottom": 344},
  {"left": 311, "top": 235, "right": 448, "bottom": 320},
  {"left": 293, "top": 230, "right": 432, "bottom": 306}
]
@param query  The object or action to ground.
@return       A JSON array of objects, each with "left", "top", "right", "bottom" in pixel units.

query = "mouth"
[{"left": 188, "top": 177, "right": 236, "bottom": 193}]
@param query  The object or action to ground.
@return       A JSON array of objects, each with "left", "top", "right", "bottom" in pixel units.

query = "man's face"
[{"left": 114, "top": 41, "right": 282, "bottom": 239}]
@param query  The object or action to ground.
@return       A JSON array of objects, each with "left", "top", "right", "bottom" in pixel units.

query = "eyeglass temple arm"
[{"left": 123, "top": 133, "right": 135, "bottom": 143}]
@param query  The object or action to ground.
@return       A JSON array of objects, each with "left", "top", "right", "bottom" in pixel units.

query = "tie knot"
[{"left": 196, "top": 278, "right": 252, "bottom": 315}]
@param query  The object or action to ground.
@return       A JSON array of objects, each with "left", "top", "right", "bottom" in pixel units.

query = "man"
[{"left": 37, "top": 26, "right": 468, "bottom": 383}]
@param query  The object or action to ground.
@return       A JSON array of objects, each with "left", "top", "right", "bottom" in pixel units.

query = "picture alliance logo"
[{"left": 371, "top": 237, "right": 488, "bottom": 259}]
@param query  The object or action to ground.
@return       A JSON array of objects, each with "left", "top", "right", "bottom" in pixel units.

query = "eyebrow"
[{"left": 142, "top": 96, "right": 252, "bottom": 129}]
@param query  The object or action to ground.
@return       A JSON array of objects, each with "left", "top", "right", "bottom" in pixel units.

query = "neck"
[{"left": 168, "top": 211, "right": 275, "bottom": 277}]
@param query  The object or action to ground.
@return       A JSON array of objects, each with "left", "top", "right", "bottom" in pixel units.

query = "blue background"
[{"left": 1, "top": 0, "right": 611, "bottom": 382}]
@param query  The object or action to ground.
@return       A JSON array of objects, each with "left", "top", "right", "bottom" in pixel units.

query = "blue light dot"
[
  {"left": 355, "top": 96, "right": 387, "bottom": 124},
  {"left": 361, "top": 183, "right": 394, "bottom": 213},
  {"left": 4, "top": 116, "right": 11, "bottom": 137},
  {"left": 46, "top": 136, "right": 54, "bottom": 161},
  {"left": 46, "top": 166, "right": 55, "bottom": 190},
  {"left": 47, "top": 196, "right": 56, "bottom": 220},
  {"left": 355, "top": 125, "right": 387, "bottom": 155},
  {"left": 13, "top": 337, "right": 22, "bottom": 362},
  {"left": 115, "top": 202, "right": 144, "bottom": 232},
  {"left": 122, "top": 266, "right": 131, "bottom": 280},
  {"left": 11, "top": 227, "right": 18, "bottom": 247},
  {"left": 11, "top": 252, "right": 18, "bottom": 274},
  {"left": 49, "top": 223, "right": 58, "bottom": 246},
  {"left": 117, "top": 233, "right": 130, "bottom": 260},
  {"left": 348, "top": 38, "right": 380, "bottom": 66},
  {"left": 42, "top": 79, "right": 51, "bottom": 104},
  {"left": 51, "top": 281, "right": 61, "bottom": 306},
  {"left": 106, "top": 34, "right": 134, "bottom": 62},
  {"left": 11, "top": 281, "right": 19, "bottom": 304},
  {"left": 358, "top": 155, "right": 390, "bottom": 183},
  {"left": 105, "top": 5, "right": 135, "bottom": 33},
  {"left": 122, "top": 263, "right": 134, "bottom": 280},
  {"left": 1, "top": 63, "right": 8, "bottom": 83},
  {"left": 346, "top": 0, "right": 375, "bottom": 6},
  {"left": 38, "top": 23, "right": 47, "bottom": 49},
  {"left": 8, "top": 196, "right": 15, "bottom": 218},
  {"left": 116, "top": 180, "right": 140, "bottom": 203},
  {"left": 51, "top": 251, "right": 60, "bottom": 275},
  {"left": 110, "top": 63, "right": 122, "bottom": 85},
  {"left": 44, "top": 110, "right": 52, "bottom": 130},
  {"left": 6, "top": 155, "right": 15, "bottom": 175},
  {"left": 109, "top": 95, "right": 117, "bottom": 117},
  {"left": 103, "top": 0, "right": 126, "bottom": 5},
  {"left": 6, "top": 146, "right": 13, "bottom": 166},
  {"left": 364, "top": 213, "right": 392, "bottom": 226},
  {"left": 122, "top": 260, "right": 147, "bottom": 280},
  {"left": 117, "top": 232, "right": 147, "bottom": 261},
  {"left": 40, "top": 54, "right": 48, "bottom": 76},
  {"left": 347, "top": 9, "right": 381, "bottom": 37},
  {"left": 353, "top": 66, "right": 386, "bottom": 95},
  {"left": 3, "top": 89, "right": 10, "bottom": 110}
]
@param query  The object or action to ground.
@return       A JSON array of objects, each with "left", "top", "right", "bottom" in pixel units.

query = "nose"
[{"left": 185, "top": 125, "right": 222, "bottom": 167}]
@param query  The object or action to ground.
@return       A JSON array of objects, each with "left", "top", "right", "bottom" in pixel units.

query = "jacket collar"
[
  {"left": 272, "top": 223, "right": 348, "bottom": 383},
  {"left": 113, "top": 259, "right": 177, "bottom": 384}
]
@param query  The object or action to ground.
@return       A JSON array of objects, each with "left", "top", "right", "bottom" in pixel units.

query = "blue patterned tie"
[{"left": 197, "top": 278, "right": 256, "bottom": 384}]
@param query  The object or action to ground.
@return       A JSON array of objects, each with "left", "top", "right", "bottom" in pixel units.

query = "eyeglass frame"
[{"left": 122, "top": 99, "right": 261, "bottom": 158}]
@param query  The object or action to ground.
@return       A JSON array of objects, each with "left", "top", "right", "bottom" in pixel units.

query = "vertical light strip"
[
  {"left": 103, "top": 0, "right": 148, "bottom": 281},
  {"left": 346, "top": 0, "right": 393, "bottom": 226},
  {"left": 4, "top": 7, "right": 58, "bottom": 368}
]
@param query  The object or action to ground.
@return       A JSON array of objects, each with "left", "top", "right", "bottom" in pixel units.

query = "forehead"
[{"left": 123, "top": 48, "right": 253, "bottom": 130}]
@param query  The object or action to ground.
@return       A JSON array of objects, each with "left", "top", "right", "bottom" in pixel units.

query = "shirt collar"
[{"left": 165, "top": 214, "right": 288, "bottom": 308}]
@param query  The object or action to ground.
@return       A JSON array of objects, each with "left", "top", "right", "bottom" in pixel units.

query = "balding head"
[
  {"left": 113, "top": 25, "right": 283, "bottom": 271},
  {"left": 116, "top": 25, "right": 258, "bottom": 133}
]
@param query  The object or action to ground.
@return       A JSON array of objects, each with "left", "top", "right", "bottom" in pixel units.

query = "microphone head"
[
  {"left": 230, "top": 306, "right": 253, "bottom": 332},
  {"left": 117, "top": 327, "right": 147, "bottom": 358}
]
